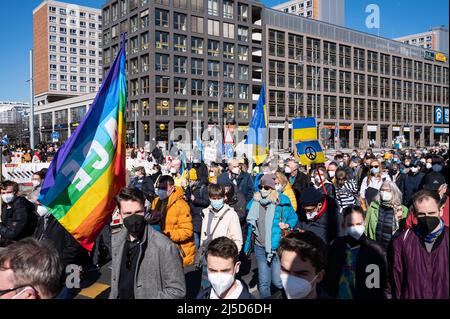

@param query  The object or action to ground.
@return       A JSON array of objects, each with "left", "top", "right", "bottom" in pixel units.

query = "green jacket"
[{"left": 364, "top": 201, "right": 409, "bottom": 241}]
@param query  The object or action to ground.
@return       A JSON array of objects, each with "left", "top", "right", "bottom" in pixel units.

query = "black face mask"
[
  {"left": 391, "top": 169, "right": 398, "bottom": 175},
  {"left": 124, "top": 214, "right": 146, "bottom": 236},
  {"left": 416, "top": 216, "right": 441, "bottom": 235}
]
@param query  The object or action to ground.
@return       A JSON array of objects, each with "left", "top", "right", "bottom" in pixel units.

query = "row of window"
[
  {"left": 49, "top": 83, "right": 98, "bottom": 93},
  {"left": 127, "top": 98, "right": 250, "bottom": 119},
  {"left": 50, "top": 60, "right": 99, "bottom": 71},
  {"left": 39, "top": 106, "right": 89, "bottom": 126},
  {"left": 131, "top": 76, "right": 250, "bottom": 99},
  {"left": 49, "top": 74, "right": 99, "bottom": 83},
  {"left": 48, "top": 6, "right": 101, "bottom": 20},
  {"left": 268, "top": 31, "right": 449, "bottom": 85},
  {"left": 48, "top": 26, "right": 101, "bottom": 41},
  {"left": 267, "top": 92, "right": 439, "bottom": 124},
  {"left": 103, "top": 0, "right": 249, "bottom": 25},
  {"left": 49, "top": 49, "right": 98, "bottom": 59},
  {"left": 49, "top": 33, "right": 100, "bottom": 43},
  {"left": 48, "top": 16, "right": 102, "bottom": 30}
]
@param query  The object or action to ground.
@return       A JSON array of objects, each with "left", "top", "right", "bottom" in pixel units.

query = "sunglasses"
[
  {"left": 370, "top": 165, "right": 379, "bottom": 168},
  {"left": 258, "top": 185, "right": 272, "bottom": 191}
]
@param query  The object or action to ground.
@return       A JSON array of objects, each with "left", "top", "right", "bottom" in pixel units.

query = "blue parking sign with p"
[
  {"left": 444, "top": 107, "right": 449, "bottom": 125},
  {"left": 434, "top": 106, "right": 443, "bottom": 124}
]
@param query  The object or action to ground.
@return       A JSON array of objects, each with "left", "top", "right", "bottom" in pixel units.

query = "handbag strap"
[
  {"left": 279, "top": 206, "right": 284, "bottom": 223},
  {"left": 203, "top": 208, "right": 231, "bottom": 248}
]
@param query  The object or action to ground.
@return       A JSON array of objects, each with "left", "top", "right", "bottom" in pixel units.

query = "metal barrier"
[{"left": 1, "top": 163, "right": 50, "bottom": 185}]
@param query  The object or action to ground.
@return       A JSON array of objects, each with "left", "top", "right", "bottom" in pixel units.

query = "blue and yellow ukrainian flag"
[
  {"left": 292, "top": 117, "right": 317, "bottom": 141},
  {"left": 245, "top": 84, "right": 268, "bottom": 165},
  {"left": 296, "top": 140, "right": 326, "bottom": 165}
]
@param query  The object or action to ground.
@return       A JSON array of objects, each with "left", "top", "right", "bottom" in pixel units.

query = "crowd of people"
[
  {"left": 1, "top": 143, "right": 58, "bottom": 164},
  {"left": 0, "top": 144, "right": 448, "bottom": 300}
]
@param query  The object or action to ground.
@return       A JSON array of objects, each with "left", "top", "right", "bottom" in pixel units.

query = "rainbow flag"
[
  {"left": 245, "top": 84, "right": 268, "bottom": 165},
  {"left": 38, "top": 36, "right": 127, "bottom": 251},
  {"left": 292, "top": 117, "right": 317, "bottom": 141}
]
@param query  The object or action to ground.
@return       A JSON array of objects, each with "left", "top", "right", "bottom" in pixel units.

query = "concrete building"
[
  {"left": 33, "top": 93, "right": 96, "bottom": 143},
  {"left": 0, "top": 102, "right": 30, "bottom": 144},
  {"left": 100, "top": 0, "right": 448, "bottom": 150},
  {"left": 394, "top": 26, "right": 449, "bottom": 55},
  {"left": 33, "top": 0, "right": 103, "bottom": 106},
  {"left": 271, "top": 0, "right": 345, "bottom": 26}
]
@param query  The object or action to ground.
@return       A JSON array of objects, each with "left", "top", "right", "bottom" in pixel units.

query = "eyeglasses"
[
  {"left": 337, "top": 177, "right": 346, "bottom": 181},
  {"left": 258, "top": 185, "right": 272, "bottom": 191},
  {"left": 370, "top": 165, "right": 379, "bottom": 168},
  {"left": 0, "top": 285, "right": 35, "bottom": 297}
]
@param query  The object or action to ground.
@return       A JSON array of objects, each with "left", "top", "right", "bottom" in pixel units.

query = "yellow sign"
[
  {"left": 159, "top": 124, "right": 166, "bottom": 131},
  {"left": 436, "top": 53, "right": 447, "bottom": 63}
]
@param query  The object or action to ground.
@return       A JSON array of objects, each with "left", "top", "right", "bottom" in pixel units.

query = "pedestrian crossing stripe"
[{"left": 78, "top": 283, "right": 110, "bottom": 299}]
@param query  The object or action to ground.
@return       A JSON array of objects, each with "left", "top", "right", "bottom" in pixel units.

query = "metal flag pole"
[{"left": 29, "top": 50, "right": 35, "bottom": 150}]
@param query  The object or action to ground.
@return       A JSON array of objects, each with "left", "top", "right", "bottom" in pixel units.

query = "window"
[
  {"left": 49, "top": 54, "right": 57, "bottom": 62},
  {"left": 268, "top": 90, "right": 285, "bottom": 117},
  {"left": 192, "top": 100, "right": 204, "bottom": 117},
  {"left": 288, "top": 63, "right": 303, "bottom": 89},
  {"left": 306, "top": 38, "right": 320, "bottom": 62},
  {"left": 173, "top": 34, "right": 187, "bottom": 52},
  {"left": 238, "top": 3, "right": 248, "bottom": 22},
  {"left": 223, "top": 83, "right": 234, "bottom": 98},
  {"left": 339, "top": 71, "right": 351, "bottom": 95},
  {"left": 141, "top": 77, "right": 150, "bottom": 94},
  {"left": 323, "top": 41, "right": 336, "bottom": 66},
  {"left": 155, "top": 75, "right": 170, "bottom": 94},
  {"left": 130, "top": 37, "right": 138, "bottom": 54},
  {"left": 238, "top": 45, "right": 248, "bottom": 61},
  {"left": 223, "top": 42, "right": 235, "bottom": 59},
  {"left": 403, "top": 59, "right": 413, "bottom": 79},
  {"left": 368, "top": 51, "right": 378, "bottom": 73},
  {"left": 191, "top": 79, "right": 204, "bottom": 96},
  {"left": 141, "top": 10, "right": 149, "bottom": 28},
  {"left": 323, "top": 96, "right": 337, "bottom": 120},
  {"left": 288, "top": 34, "right": 303, "bottom": 60},
  {"left": 141, "top": 54, "right": 149, "bottom": 72},
  {"left": 223, "top": 63, "right": 234, "bottom": 79},
  {"left": 174, "top": 12, "right": 187, "bottom": 31},
  {"left": 155, "top": 53, "right": 169, "bottom": 71},
  {"left": 207, "top": 61, "right": 219, "bottom": 77},
  {"left": 207, "top": 19, "right": 220, "bottom": 36},
  {"left": 367, "top": 76, "right": 378, "bottom": 97},
  {"left": 208, "top": 0, "right": 219, "bottom": 16},
  {"left": 354, "top": 48, "right": 365, "bottom": 71},
  {"left": 191, "top": 0, "right": 204, "bottom": 13},
  {"left": 237, "top": 26, "right": 248, "bottom": 42},
  {"left": 174, "top": 56, "right": 187, "bottom": 73},
  {"left": 130, "top": 15, "right": 138, "bottom": 32},
  {"left": 155, "top": 31, "right": 169, "bottom": 50},
  {"left": 238, "top": 64, "right": 249, "bottom": 80},
  {"left": 49, "top": 45, "right": 56, "bottom": 52},
  {"left": 49, "top": 6, "right": 56, "bottom": 13},
  {"left": 191, "top": 58, "right": 204, "bottom": 75},
  {"left": 269, "top": 60, "right": 285, "bottom": 87},
  {"left": 50, "top": 74, "right": 57, "bottom": 81},
  {"left": 380, "top": 54, "right": 390, "bottom": 75},
  {"left": 223, "top": 0, "right": 233, "bottom": 19},
  {"left": 208, "top": 80, "right": 219, "bottom": 97},
  {"left": 238, "top": 84, "right": 249, "bottom": 99},
  {"left": 238, "top": 103, "right": 248, "bottom": 119},
  {"left": 393, "top": 56, "right": 402, "bottom": 77},
  {"left": 173, "top": 0, "right": 187, "bottom": 9},
  {"left": 223, "top": 22, "right": 235, "bottom": 39},
  {"left": 354, "top": 73, "right": 365, "bottom": 96},
  {"left": 207, "top": 40, "right": 220, "bottom": 56},
  {"left": 156, "top": 98, "right": 169, "bottom": 116},
  {"left": 191, "top": 16, "right": 204, "bottom": 33},
  {"left": 269, "top": 30, "right": 285, "bottom": 57},
  {"left": 141, "top": 32, "right": 149, "bottom": 50},
  {"left": 174, "top": 77, "right": 187, "bottom": 95},
  {"left": 208, "top": 101, "right": 219, "bottom": 119},
  {"left": 191, "top": 37, "right": 204, "bottom": 55},
  {"left": 174, "top": 100, "right": 188, "bottom": 116}
]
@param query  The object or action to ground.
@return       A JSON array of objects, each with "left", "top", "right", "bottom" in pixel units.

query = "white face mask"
[
  {"left": 280, "top": 273, "right": 319, "bottom": 299},
  {"left": 346, "top": 225, "right": 365, "bottom": 240},
  {"left": 305, "top": 209, "right": 319, "bottom": 221},
  {"left": 1, "top": 194, "right": 15, "bottom": 204},
  {"left": 284, "top": 167, "right": 292, "bottom": 174},
  {"left": 260, "top": 188, "right": 271, "bottom": 198},
  {"left": 327, "top": 171, "right": 336, "bottom": 178},
  {"left": 10, "top": 287, "right": 34, "bottom": 299},
  {"left": 426, "top": 163, "right": 432, "bottom": 169},
  {"left": 314, "top": 175, "right": 325, "bottom": 183},
  {"left": 32, "top": 180, "right": 41, "bottom": 188},
  {"left": 231, "top": 167, "right": 240, "bottom": 175},
  {"left": 36, "top": 205, "right": 50, "bottom": 217},
  {"left": 170, "top": 167, "right": 178, "bottom": 174},
  {"left": 208, "top": 272, "right": 235, "bottom": 297},
  {"left": 380, "top": 191, "right": 393, "bottom": 202},
  {"left": 275, "top": 184, "right": 283, "bottom": 192},
  {"left": 410, "top": 167, "right": 419, "bottom": 173}
]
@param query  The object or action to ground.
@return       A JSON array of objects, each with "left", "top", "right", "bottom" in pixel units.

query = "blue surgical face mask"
[
  {"left": 371, "top": 167, "right": 380, "bottom": 175},
  {"left": 210, "top": 198, "right": 224, "bottom": 210},
  {"left": 432, "top": 164, "right": 443, "bottom": 173},
  {"left": 157, "top": 189, "right": 169, "bottom": 200}
]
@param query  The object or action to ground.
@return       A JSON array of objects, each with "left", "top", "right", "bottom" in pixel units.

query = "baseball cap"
[{"left": 422, "top": 172, "right": 446, "bottom": 191}]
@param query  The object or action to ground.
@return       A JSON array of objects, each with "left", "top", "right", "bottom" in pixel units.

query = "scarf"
[
  {"left": 247, "top": 193, "right": 278, "bottom": 262},
  {"left": 413, "top": 219, "right": 445, "bottom": 244},
  {"left": 308, "top": 197, "right": 328, "bottom": 222}
]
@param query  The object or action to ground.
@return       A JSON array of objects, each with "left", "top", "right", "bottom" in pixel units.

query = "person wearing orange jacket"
[{"left": 151, "top": 175, "right": 195, "bottom": 267}]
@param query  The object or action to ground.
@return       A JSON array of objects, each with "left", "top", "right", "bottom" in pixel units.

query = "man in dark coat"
[
  {"left": 390, "top": 190, "right": 448, "bottom": 299},
  {"left": 402, "top": 163, "right": 425, "bottom": 207},
  {"left": 285, "top": 159, "right": 310, "bottom": 211},
  {"left": 297, "top": 187, "right": 343, "bottom": 245},
  {"left": 217, "top": 159, "right": 253, "bottom": 202},
  {"left": 0, "top": 181, "right": 37, "bottom": 241},
  {"left": 128, "top": 166, "right": 155, "bottom": 201},
  {"left": 324, "top": 205, "right": 391, "bottom": 299}
]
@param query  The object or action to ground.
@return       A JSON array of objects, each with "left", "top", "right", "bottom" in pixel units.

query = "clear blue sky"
[{"left": 0, "top": 0, "right": 448, "bottom": 102}]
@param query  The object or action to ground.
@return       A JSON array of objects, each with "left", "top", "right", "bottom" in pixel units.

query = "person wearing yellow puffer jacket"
[
  {"left": 151, "top": 175, "right": 195, "bottom": 267},
  {"left": 275, "top": 171, "right": 297, "bottom": 211}
]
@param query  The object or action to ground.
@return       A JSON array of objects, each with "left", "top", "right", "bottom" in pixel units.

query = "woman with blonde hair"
[
  {"left": 208, "top": 165, "right": 222, "bottom": 184},
  {"left": 364, "top": 180, "right": 409, "bottom": 251},
  {"left": 274, "top": 171, "right": 297, "bottom": 211},
  {"left": 359, "top": 159, "right": 392, "bottom": 210}
]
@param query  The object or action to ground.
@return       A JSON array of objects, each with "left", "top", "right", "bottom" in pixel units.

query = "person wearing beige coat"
[{"left": 200, "top": 203, "right": 243, "bottom": 252}]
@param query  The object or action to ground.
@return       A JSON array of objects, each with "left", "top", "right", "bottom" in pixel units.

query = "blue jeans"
[
  {"left": 254, "top": 245, "right": 282, "bottom": 298},
  {"left": 194, "top": 232, "right": 200, "bottom": 250}
]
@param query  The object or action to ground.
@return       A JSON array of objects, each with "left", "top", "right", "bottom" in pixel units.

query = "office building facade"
[
  {"left": 0, "top": 102, "right": 30, "bottom": 145},
  {"left": 33, "top": 0, "right": 103, "bottom": 106},
  {"left": 101, "top": 0, "right": 448, "bottom": 150},
  {"left": 272, "top": 0, "right": 344, "bottom": 26},
  {"left": 394, "top": 26, "right": 449, "bottom": 55}
]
